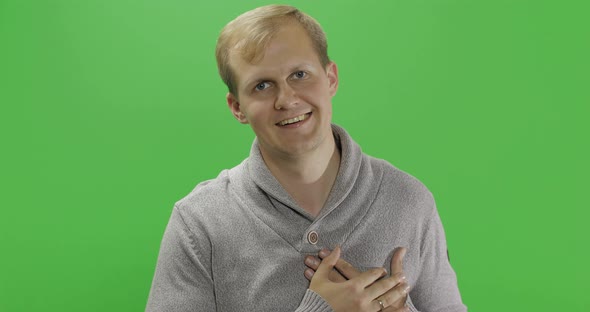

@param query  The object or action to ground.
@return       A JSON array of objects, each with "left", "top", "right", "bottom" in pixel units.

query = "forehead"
[{"left": 229, "top": 23, "right": 321, "bottom": 87}]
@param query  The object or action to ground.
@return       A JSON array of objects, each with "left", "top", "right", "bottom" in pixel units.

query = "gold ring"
[{"left": 377, "top": 299, "right": 385, "bottom": 311}]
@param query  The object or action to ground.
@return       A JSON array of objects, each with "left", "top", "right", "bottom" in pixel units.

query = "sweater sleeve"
[
  {"left": 294, "top": 289, "right": 334, "bottom": 312},
  {"left": 409, "top": 200, "right": 467, "bottom": 312},
  {"left": 145, "top": 206, "right": 216, "bottom": 312}
]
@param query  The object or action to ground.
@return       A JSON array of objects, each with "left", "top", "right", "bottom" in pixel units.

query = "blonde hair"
[{"left": 215, "top": 5, "right": 330, "bottom": 95}]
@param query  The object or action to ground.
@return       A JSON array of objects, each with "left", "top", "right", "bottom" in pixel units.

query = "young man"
[{"left": 146, "top": 5, "right": 466, "bottom": 312}]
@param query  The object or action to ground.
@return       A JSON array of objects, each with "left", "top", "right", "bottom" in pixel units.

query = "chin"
[{"left": 287, "top": 135, "right": 327, "bottom": 156}]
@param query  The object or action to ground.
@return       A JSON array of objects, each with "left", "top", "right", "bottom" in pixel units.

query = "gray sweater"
[{"left": 146, "top": 125, "right": 466, "bottom": 311}]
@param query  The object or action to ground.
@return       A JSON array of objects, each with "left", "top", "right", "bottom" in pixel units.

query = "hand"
[
  {"left": 305, "top": 247, "right": 410, "bottom": 312},
  {"left": 307, "top": 246, "right": 397, "bottom": 312}
]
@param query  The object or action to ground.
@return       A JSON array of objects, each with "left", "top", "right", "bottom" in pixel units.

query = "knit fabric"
[{"left": 146, "top": 124, "right": 466, "bottom": 311}]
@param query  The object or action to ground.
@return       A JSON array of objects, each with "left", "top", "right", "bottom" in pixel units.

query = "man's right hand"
[{"left": 305, "top": 247, "right": 410, "bottom": 312}]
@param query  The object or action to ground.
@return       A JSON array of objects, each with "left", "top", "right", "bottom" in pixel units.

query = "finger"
[
  {"left": 304, "top": 268, "right": 315, "bottom": 281},
  {"left": 318, "top": 248, "right": 331, "bottom": 260},
  {"left": 365, "top": 273, "right": 404, "bottom": 301},
  {"left": 390, "top": 247, "right": 407, "bottom": 275},
  {"left": 314, "top": 246, "right": 340, "bottom": 279},
  {"left": 305, "top": 255, "right": 348, "bottom": 282},
  {"left": 373, "top": 298, "right": 386, "bottom": 312},
  {"left": 329, "top": 268, "right": 347, "bottom": 282},
  {"left": 377, "top": 281, "right": 411, "bottom": 310},
  {"left": 335, "top": 257, "right": 361, "bottom": 280},
  {"left": 304, "top": 255, "right": 320, "bottom": 270},
  {"left": 319, "top": 249, "right": 361, "bottom": 280},
  {"left": 349, "top": 266, "right": 387, "bottom": 288}
]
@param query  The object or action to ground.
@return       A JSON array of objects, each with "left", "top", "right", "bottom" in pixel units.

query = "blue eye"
[
  {"left": 255, "top": 82, "right": 270, "bottom": 91},
  {"left": 294, "top": 71, "right": 307, "bottom": 79}
]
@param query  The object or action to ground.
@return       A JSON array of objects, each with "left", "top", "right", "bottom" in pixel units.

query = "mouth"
[{"left": 276, "top": 112, "right": 311, "bottom": 126}]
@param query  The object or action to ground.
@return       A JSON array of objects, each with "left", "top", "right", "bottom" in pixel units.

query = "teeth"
[{"left": 279, "top": 113, "right": 308, "bottom": 126}]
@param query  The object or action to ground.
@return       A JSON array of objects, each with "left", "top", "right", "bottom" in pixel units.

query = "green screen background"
[{"left": 1, "top": 0, "right": 588, "bottom": 311}]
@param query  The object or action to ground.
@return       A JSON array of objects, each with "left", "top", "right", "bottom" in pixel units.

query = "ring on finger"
[{"left": 377, "top": 298, "right": 385, "bottom": 311}]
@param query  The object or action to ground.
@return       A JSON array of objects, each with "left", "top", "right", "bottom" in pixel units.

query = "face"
[{"left": 226, "top": 22, "right": 339, "bottom": 159}]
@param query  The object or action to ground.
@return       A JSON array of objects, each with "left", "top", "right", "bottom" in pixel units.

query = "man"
[{"left": 146, "top": 5, "right": 466, "bottom": 312}]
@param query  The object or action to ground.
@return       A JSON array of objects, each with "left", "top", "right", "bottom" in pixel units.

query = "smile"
[{"left": 277, "top": 113, "right": 311, "bottom": 126}]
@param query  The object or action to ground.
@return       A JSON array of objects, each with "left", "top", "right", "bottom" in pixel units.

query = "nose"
[{"left": 274, "top": 83, "right": 299, "bottom": 110}]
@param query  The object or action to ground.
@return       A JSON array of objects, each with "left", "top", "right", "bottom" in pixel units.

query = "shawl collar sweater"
[{"left": 146, "top": 124, "right": 466, "bottom": 311}]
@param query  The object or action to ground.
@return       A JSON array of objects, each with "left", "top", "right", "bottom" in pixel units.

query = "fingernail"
[
  {"left": 304, "top": 257, "right": 313, "bottom": 266},
  {"left": 319, "top": 249, "right": 330, "bottom": 257},
  {"left": 400, "top": 274, "right": 406, "bottom": 281},
  {"left": 305, "top": 269, "right": 314, "bottom": 279}
]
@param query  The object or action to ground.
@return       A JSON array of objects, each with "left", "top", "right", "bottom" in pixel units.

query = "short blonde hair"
[{"left": 215, "top": 5, "right": 330, "bottom": 95}]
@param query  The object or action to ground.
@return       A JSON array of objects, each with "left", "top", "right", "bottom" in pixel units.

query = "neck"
[{"left": 259, "top": 134, "right": 341, "bottom": 217}]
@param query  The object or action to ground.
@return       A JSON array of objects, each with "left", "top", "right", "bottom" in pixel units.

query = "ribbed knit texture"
[
  {"left": 146, "top": 124, "right": 466, "bottom": 311},
  {"left": 294, "top": 290, "right": 333, "bottom": 312}
]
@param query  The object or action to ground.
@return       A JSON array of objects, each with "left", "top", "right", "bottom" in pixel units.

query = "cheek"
[
  {"left": 305, "top": 87, "right": 333, "bottom": 109},
  {"left": 243, "top": 102, "right": 273, "bottom": 123},
  {"left": 310, "top": 78, "right": 332, "bottom": 97}
]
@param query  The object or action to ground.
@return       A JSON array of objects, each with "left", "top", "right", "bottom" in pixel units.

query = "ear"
[
  {"left": 226, "top": 92, "right": 248, "bottom": 124},
  {"left": 326, "top": 62, "right": 339, "bottom": 97}
]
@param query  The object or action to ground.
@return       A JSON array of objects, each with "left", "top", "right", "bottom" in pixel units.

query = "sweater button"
[{"left": 307, "top": 231, "right": 319, "bottom": 245}]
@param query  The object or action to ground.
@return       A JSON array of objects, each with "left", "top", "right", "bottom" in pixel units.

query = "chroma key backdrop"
[{"left": 1, "top": 0, "right": 588, "bottom": 311}]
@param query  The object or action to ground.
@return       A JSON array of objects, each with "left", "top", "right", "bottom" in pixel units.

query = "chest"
[{"left": 205, "top": 203, "right": 421, "bottom": 311}]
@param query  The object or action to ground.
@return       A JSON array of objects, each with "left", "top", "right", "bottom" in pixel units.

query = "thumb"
[
  {"left": 315, "top": 246, "right": 341, "bottom": 279},
  {"left": 390, "top": 247, "right": 407, "bottom": 275}
]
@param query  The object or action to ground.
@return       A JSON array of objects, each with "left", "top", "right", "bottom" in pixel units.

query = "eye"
[
  {"left": 293, "top": 71, "right": 307, "bottom": 79},
  {"left": 255, "top": 82, "right": 271, "bottom": 91}
]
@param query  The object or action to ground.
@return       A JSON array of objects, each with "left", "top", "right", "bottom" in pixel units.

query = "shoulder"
[
  {"left": 175, "top": 170, "right": 232, "bottom": 210},
  {"left": 172, "top": 166, "right": 240, "bottom": 228},
  {"left": 367, "top": 156, "right": 435, "bottom": 218}
]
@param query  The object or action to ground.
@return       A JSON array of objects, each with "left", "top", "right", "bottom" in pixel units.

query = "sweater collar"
[{"left": 246, "top": 124, "right": 363, "bottom": 220}]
